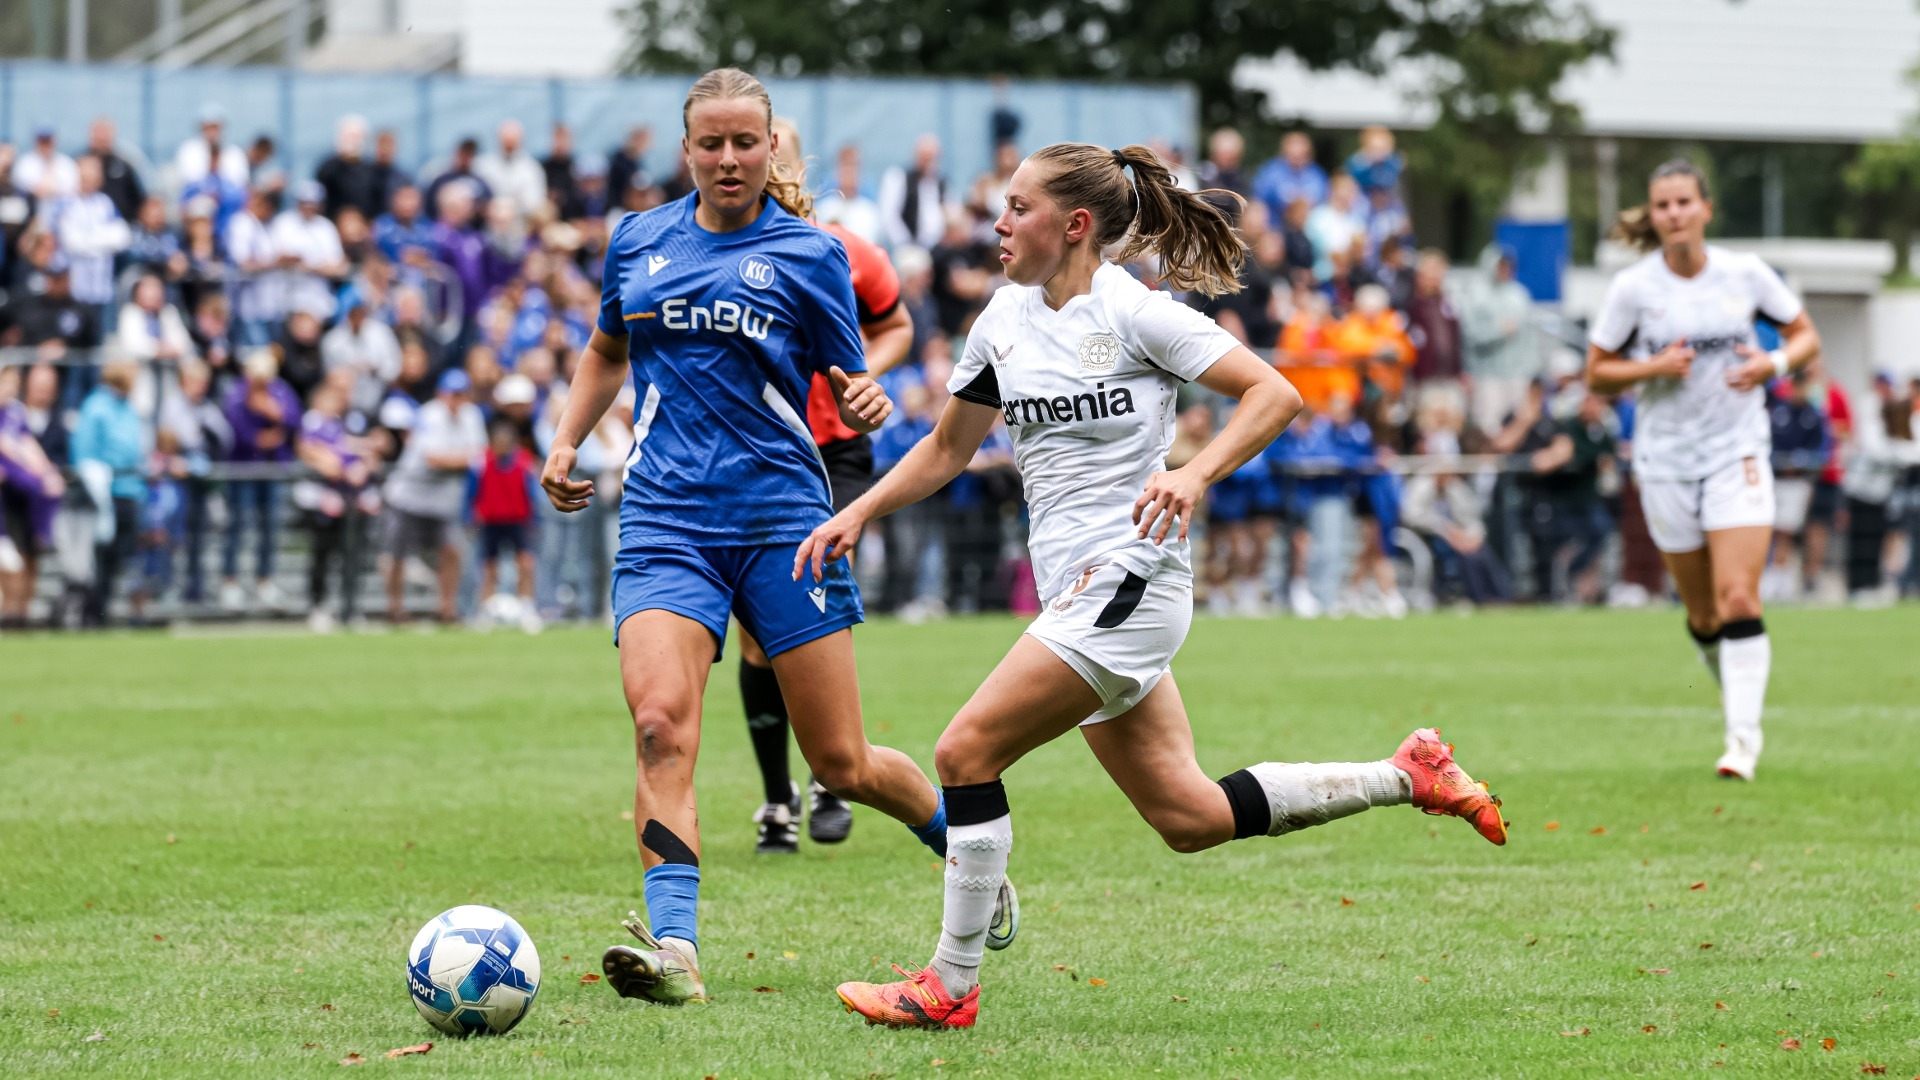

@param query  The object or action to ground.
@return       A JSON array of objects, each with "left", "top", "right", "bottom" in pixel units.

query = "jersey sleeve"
[
  {"left": 798, "top": 239, "right": 868, "bottom": 376},
  {"left": 1588, "top": 270, "right": 1640, "bottom": 352},
  {"left": 596, "top": 213, "right": 636, "bottom": 337},
  {"left": 1747, "top": 257, "right": 1803, "bottom": 325},
  {"left": 830, "top": 224, "right": 902, "bottom": 324},
  {"left": 1129, "top": 287, "right": 1242, "bottom": 382},
  {"left": 946, "top": 304, "right": 1003, "bottom": 408}
]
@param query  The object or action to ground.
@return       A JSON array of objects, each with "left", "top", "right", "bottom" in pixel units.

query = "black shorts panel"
[{"left": 820, "top": 435, "right": 875, "bottom": 513}]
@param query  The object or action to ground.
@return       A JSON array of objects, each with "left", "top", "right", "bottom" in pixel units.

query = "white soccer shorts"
[
  {"left": 1639, "top": 456, "right": 1776, "bottom": 553},
  {"left": 1026, "top": 560, "right": 1192, "bottom": 726}
]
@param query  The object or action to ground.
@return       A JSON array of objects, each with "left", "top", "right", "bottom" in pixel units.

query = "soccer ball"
[{"left": 406, "top": 905, "right": 542, "bottom": 1036}]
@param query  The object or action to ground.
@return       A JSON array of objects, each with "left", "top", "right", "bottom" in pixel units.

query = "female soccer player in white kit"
[
  {"left": 798, "top": 142, "right": 1509, "bottom": 1029},
  {"left": 1587, "top": 160, "right": 1821, "bottom": 782}
]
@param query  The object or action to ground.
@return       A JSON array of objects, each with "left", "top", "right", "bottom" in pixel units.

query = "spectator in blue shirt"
[
  {"left": 1253, "top": 132, "right": 1329, "bottom": 225},
  {"left": 70, "top": 361, "right": 147, "bottom": 626},
  {"left": 373, "top": 184, "right": 438, "bottom": 271}
]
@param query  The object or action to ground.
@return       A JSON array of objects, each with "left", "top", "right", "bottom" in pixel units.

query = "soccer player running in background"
[
  {"left": 801, "top": 142, "right": 1509, "bottom": 1029},
  {"left": 1586, "top": 160, "right": 1822, "bottom": 781},
  {"left": 538, "top": 68, "right": 1004, "bottom": 1007},
  {"left": 735, "top": 118, "right": 917, "bottom": 854}
]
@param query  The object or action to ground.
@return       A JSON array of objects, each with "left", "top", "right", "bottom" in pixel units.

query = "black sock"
[
  {"left": 739, "top": 660, "right": 792, "bottom": 805},
  {"left": 1216, "top": 769, "right": 1271, "bottom": 840}
]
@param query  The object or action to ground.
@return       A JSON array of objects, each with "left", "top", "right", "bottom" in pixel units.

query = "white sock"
[
  {"left": 1693, "top": 634, "right": 1722, "bottom": 687},
  {"left": 929, "top": 815, "right": 1011, "bottom": 998},
  {"left": 1244, "top": 761, "right": 1409, "bottom": 836},
  {"left": 661, "top": 936, "right": 698, "bottom": 968},
  {"left": 1720, "top": 629, "right": 1769, "bottom": 755}
]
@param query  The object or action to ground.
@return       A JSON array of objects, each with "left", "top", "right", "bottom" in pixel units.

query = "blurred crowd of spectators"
[{"left": 1, "top": 107, "right": 1917, "bottom": 631}]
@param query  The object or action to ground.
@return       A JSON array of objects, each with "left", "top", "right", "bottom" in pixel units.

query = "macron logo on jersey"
[
  {"left": 808, "top": 586, "right": 827, "bottom": 612},
  {"left": 1001, "top": 382, "right": 1137, "bottom": 427},
  {"left": 648, "top": 255, "right": 671, "bottom": 276}
]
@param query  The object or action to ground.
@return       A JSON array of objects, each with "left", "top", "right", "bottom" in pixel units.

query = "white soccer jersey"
[
  {"left": 1589, "top": 246, "right": 1802, "bottom": 481},
  {"left": 947, "top": 262, "right": 1239, "bottom": 601}
]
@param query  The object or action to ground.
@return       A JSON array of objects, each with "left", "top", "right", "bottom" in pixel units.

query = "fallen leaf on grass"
[
  {"left": 1544, "top": 821, "right": 1560, "bottom": 831},
  {"left": 1643, "top": 1025, "right": 1658, "bottom": 1033},
  {"left": 1087, "top": 978, "right": 1107, "bottom": 987},
  {"left": 1699, "top": 943, "right": 1714, "bottom": 949},
  {"left": 1641, "top": 824, "right": 1650, "bottom": 833},
  {"left": 1712, "top": 806, "right": 1723, "bottom": 815},
  {"left": 1558, "top": 1028, "right": 1590, "bottom": 1037},
  {"left": 753, "top": 986, "right": 781, "bottom": 993},
  {"left": 1715, "top": 1001, "right": 1728, "bottom": 1010},
  {"left": 746, "top": 952, "right": 755, "bottom": 960},
  {"left": 1590, "top": 826, "right": 1608, "bottom": 835},
  {"left": 340, "top": 1053, "right": 366, "bottom": 1066},
  {"left": 781, "top": 951, "right": 796, "bottom": 960},
  {"left": 84, "top": 1031, "right": 106, "bottom": 1042},
  {"left": 1859, "top": 1063, "right": 1886, "bottom": 1074},
  {"left": 1781, "top": 1038, "right": 1802, "bottom": 1051},
  {"left": 579, "top": 973, "right": 601, "bottom": 985},
  {"left": 46, "top": 1009, "right": 59, "bottom": 1017},
  {"left": 1886, "top": 972, "right": 1897, "bottom": 978},
  {"left": 320, "top": 1003, "right": 336, "bottom": 1012},
  {"left": 165, "top": 835, "right": 176, "bottom": 844},
  {"left": 152, "top": 935, "right": 164, "bottom": 942},
  {"left": 1690, "top": 882, "right": 1707, "bottom": 891},
  {"left": 1340, "top": 897, "right": 1354, "bottom": 906},
  {"left": 1812, "top": 951, "right": 1824, "bottom": 958},
  {"left": 929, "top": 1059, "right": 948, "bottom": 1067},
  {"left": 1821, "top": 1038, "right": 1836, "bottom": 1052},
  {"left": 1638, "top": 969, "right": 1670, "bottom": 975},
  {"left": 1525, "top": 936, "right": 1538, "bottom": 947},
  {"left": 1171, "top": 996, "right": 1188, "bottom": 1003},
  {"left": 385, "top": 1043, "right": 432, "bottom": 1059}
]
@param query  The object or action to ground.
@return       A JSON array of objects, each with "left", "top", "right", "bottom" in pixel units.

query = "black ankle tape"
[
  {"left": 1721, "top": 617, "right": 1765, "bottom": 640},
  {"left": 943, "top": 780, "right": 1009, "bottom": 826},
  {"left": 1217, "top": 769, "right": 1270, "bottom": 840},
  {"left": 1687, "top": 622, "right": 1723, "bottom": 645},
  {"left": 641, "top": 819, "right": 700, "bottom": 866}
]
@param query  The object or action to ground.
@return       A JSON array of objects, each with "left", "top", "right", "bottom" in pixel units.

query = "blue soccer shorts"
[{"left": 610, "top": 543, "right": 863, "bottom": 660}]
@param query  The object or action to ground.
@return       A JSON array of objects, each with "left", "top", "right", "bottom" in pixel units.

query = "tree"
[
  {"left": 623, "top": 0, "right": 1612, "bottom": 250},
  {"left": 1849, "top": 138, "right": 1920, "bottom": 284}
]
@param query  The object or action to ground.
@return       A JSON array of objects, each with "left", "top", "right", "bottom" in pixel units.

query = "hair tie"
[{"left": 1111, "top": 149, "right": 1128, "bottom": 170}]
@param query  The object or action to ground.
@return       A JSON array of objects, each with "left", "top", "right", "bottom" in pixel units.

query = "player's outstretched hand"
[
  {"left": 541, "top": 445, "right": 594, "bottom": 513},
  {"left": 830, "top": 366, "right": 893, "bottom": 434},
  {"left": 1134, "top": 467, "right": 1207, "bottom": 545},
  {"left": 794, "top": 510, "right": 865, "bottom": 583},
  {"left": 1726, "top": 342, "right": 1778, "bottom": 392}
]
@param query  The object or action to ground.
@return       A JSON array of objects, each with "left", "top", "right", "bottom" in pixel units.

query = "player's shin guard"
[
  {"left": 642, "top": 820, "right": 700, "bottom": 952},
  {"left": 1217, "top": 761, "right": 1410, "bottom": 838},
  {"left": 1718, "top": 618, "right": 1769, "bottom": 770},
  {"left": 929, "top": 780, "right": 1010, "bottom": 998},
  {"left": 739, "top": 660, "right": 793, "bottom": 806},
  {"left": 907, "top": 791, "right": 948, "bottom": 858}
]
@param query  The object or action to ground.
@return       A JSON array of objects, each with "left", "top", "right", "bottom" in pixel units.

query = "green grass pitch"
[{"left": 3, "top": 607, "right": 1918, "bottom": 1077}]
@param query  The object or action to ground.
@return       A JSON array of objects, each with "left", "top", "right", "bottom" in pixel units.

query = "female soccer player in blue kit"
[{"left": 539, "top": 68, "right": 1008, "bottom": 1006}]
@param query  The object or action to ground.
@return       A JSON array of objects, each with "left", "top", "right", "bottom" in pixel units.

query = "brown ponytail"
[
  {"left": 1027, "top": 142, "right": 1247, "bottom": 297},
  {"left": 1610, "top": 158, "right": 1711, "bottom": 253},
  {"left": 681, "top": 67, "right": 813, "bottom": 220}
]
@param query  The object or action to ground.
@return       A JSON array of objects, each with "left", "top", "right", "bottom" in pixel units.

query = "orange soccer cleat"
[
  {"left": 1392, "top": 728, "right": 1508, "bottom": 845},
  {"left": 837, "top": 965, "right": 979, "bottom": 1029}
]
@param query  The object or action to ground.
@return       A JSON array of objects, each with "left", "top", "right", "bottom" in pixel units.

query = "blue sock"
[
  {"left": 642, "top": 864, "right": 700, "bottom": 950},
  {"left": 906, "top": 792, "right": 948, "bottom": 858}
]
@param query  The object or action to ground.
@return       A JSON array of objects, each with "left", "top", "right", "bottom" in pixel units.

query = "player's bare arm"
[
  {"left": 541, "top": 327, "right": 628, "bottom": 512},
  {"left": 1134, "top": 347, "right": 1302, "bottom": 544}
]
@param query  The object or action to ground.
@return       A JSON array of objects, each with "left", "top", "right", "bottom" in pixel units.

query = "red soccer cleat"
[
  {"left": 837, "top": 965, "right": 979, "bottom": 1029},
  {"left": 1392, "top": 728, "right": 1508, "bottom": 846}
]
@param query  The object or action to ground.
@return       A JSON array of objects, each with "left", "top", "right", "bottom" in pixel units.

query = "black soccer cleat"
[
  {"left": 754, "top": 782, "right": 802, "bottom": 854},
  {"left": 807, "top": 777, "right": 854, "bottom": 844}
]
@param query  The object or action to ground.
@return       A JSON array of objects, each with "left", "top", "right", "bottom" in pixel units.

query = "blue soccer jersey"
[{"left": 599, "top": 193, "right": 867, "bottom": 547}]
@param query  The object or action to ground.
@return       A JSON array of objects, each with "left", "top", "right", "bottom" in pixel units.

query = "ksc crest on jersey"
[{"left": 1078, "top": 332, "right": 1121, "bottom": 374}]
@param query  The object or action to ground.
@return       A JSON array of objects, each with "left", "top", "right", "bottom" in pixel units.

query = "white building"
[{"left": 312, "top": 0, "right": 627, "bottom": 76}]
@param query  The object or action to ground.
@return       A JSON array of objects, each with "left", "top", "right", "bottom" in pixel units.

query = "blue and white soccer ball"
[{"left": 406, "top": 905, "right": 542, "bottom": 1036}]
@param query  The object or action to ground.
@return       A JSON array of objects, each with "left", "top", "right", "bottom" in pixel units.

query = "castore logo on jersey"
[{"left": 739, "top": 255, "right": 776, "bottom": 289}]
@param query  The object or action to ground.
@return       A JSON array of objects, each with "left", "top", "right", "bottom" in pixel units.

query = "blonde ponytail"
[{"left": 1027, "top": 142, "right": 1247, "bottom": 296}]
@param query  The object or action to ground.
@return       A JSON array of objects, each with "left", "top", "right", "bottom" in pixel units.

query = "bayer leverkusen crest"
[{"left": 1078, "top": 332, "right": 1121, "bottom": 375}]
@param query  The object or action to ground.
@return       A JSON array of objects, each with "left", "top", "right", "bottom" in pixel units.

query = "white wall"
[{"left": 458, "top": 0, "right": 626, "bottom": 76}]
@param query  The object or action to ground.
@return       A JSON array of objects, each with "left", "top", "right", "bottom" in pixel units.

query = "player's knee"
[
  {"left": 1146, "top": 811, "right": 1216, "bottom": 854},
  {"left": 933, "top": 728, "right": 996, "bottom": 787},
  {"left": 1719, "top": 584, "right": 1762, "bottom": 621},
  {"left": 629, "top": 699, "right": 693, "bottom": 770}
]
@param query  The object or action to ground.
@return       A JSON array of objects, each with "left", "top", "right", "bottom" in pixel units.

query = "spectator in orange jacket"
[{"left": 1332, "top": 283, "right": 1414, "bottom": 398}]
